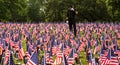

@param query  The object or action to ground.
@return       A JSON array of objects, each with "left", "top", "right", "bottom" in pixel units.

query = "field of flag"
[{"left": 0, "top": 22, "right": 120, "bottom": 65}]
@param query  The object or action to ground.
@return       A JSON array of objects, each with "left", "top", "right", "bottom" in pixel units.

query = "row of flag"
[{"left": 0, "top": 22, "right": 120, "bottom": 65}]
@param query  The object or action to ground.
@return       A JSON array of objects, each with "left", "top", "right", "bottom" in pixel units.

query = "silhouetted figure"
[{"left": 67, "top": 5, "right": 77, "bottom": 36}]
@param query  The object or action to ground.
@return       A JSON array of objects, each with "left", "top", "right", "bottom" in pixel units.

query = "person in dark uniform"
[{"left": 67, "top": 5, "right": 77, "bottom": 36}]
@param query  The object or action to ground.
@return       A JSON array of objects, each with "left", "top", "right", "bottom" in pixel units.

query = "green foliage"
[
  {"left": 106, "top": 0, "right": 120, "bottom": 22},
  {"left": 0, "top": 0, "right": 27, "bottom": 22},
  {"left": 27, "top": 0, "right": 45, "bottom": 22},
  {"left": 0, "top": 0, "right": 120, "bottom": 22}
]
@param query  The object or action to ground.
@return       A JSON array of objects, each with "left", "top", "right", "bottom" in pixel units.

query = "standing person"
[{"left": 67, "top": 5, "right": 77, "bottom": 36}]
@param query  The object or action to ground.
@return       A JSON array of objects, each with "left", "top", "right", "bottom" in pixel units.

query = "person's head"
[{"left": 70, "top": 4, "right": 74, "bottom": 8}]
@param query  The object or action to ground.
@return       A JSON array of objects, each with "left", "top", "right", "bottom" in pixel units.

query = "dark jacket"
[{"left": 67, "top": 8, "right": 76, "bottom": 21}]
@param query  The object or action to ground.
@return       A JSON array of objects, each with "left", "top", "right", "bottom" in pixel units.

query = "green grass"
[
  {"left": 13, "top": 54, "right": 24, "bottom": 65},
  {"left": 80, "top": 51, "right": 87, "bottom": 65},
  {"left": 22, "top": 34, "right": 27, "bottom": 53}
]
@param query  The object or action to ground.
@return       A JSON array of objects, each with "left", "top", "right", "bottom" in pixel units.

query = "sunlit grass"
[{"left": 80, "top": 51, "right": 87, "bottom": 65}]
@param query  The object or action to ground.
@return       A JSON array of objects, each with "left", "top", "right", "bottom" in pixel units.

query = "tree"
[
  {"left": 0, "top": 0, "right": 27, "bottom": 22},
  {"left": 27, "top": 0, "right": 45, "bottom": 22},
  {"left": 0, "top": 0, "right": 120, "bottom": 22},
  {"left": 106, "top": 0, "right": 120, "bottom": 21}
]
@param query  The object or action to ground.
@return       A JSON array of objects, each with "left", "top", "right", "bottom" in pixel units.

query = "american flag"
[
  {"left": 68, "top": 49, "right": 74, "bottom": 65},
  {"left": 112, "top": 38, "right": 119, "bottom": 54},
  {"left": 66, "top": 40, "right": 72, "bottom": 54},
  {"left": 52, "top": 40, "right": 58, "bottom": 55},
  {"left": 41, "top": 53, "right": 46, "bottom": 65},
  {"left": 18, "top": 41, "right": 24, "bottom": 60},
  {"left": 100, "top": 47, "right": 119, "bottom": 65},
  {"left": 62, "top": 54, "right": 68, "bottom": 65},
  {"left": 109, "top": 48, "right": 119, "bottom": 65},
  {"left": 49, "top": 47, "right": 53, "bottom": 64},
  {"left": 99, "top": 55, "right": 107, "bottom": 65},
  {"left": 99, "top": 44, "right": 107, "bottom": 64},
  {"left": 63, "top": 43, "right": 69, "bottom": 58},
  {"left": 27, "top": 43, "right": 32, "bottom": 55},
  {"left": 88, "top": 49, "right": 93, "bottom": 65},
  {"left": 26, "top": 51, "right": 39, "bottom": 65},
  {"left": 2, "top": 40, "right": 6, "bottom": 49},
  {"left": 109, "top": 57, "right": 119, "bottom": 65},
  {"left": 46, "top": 47, "right": 50, "bottom": 64},
  {"left": 6, "top": 52, "right": 15, "bottom": 65},
  {"left": 26, "top": 52, "right": 31, "bottom": 60},
  {"left": 73, "top": 47, "right": 78, "bottom": 58},
  {"left": 78, "top": 41, "right": 85, "bottom": 52},
  {"left": 67, "top": 39, "right": 72, "bottom": 49},
  {"left": 10, "top": 40, "right": 14, "bottom": 49},
  {"left": 104, "top": 49, "right": 111, "bottom": 65},
  {"left": 54, "top": 44, "right": 63, "bottom": 65},
  {"left": 26, "top": 43, "right": 33, "bottom": 60},
  {"left": 4, "top": 48, "right": 10, "bottom": 64}
]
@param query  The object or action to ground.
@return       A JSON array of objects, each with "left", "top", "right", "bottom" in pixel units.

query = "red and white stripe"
[
  {"left": 109, "top": 57, "right": 119, "bottom": 65},
  {"left": 56, "top": 57, "right": 62, "bottom": 64},
  {"left": 26, "top": 52, "right": 31, "bottom": 60},
  {"left": 26, "top": 60, "right": 36, "bottom": 65},
  {"left": 68, "top": 58, "right": 74, "bottom": 65},
  {"left": 104, "top": 59, "right": 110, "bottom": 65},
  {"left": 18, "top": 48, "right": 25, "bottom": 60},
  {"left": 49, "top": 56, "right": 53, "bottom": 64},
  {"left": 53, "top": 56, "right": 62, "bottom": 65},
  {"left": 46, "top": 53, "right": 50, "bottom": 64},
  {"left": 53, "top": 52, "right": 63, "bottom": 64},
  {"left": 57, "top": 52, "right": 63, "bottom": 58},
  {"left": 99, "top": 55, "right": 107, "bottom": 65}
]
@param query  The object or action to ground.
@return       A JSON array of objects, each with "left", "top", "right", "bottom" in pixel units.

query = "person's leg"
[
  {"left": 73, "top": 22, "right": 77, "bottom": 36},
  {"left": 68, "top": 21, "right": 72, "bottom": 32}
]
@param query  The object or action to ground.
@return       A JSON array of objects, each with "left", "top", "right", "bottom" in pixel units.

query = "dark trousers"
[{"left": 68, "top": 19, "right": 77, "bottom": 36}]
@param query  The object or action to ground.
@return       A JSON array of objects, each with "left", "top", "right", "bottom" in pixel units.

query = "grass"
[
  {"left": 22, "top": 34, "right": 27, "bottom": 53},
  {"left": 13, "top": 54, "right": 24, "bottom": 65},
  {"left": 80, "top": 51, "right": 87, "bottom": 65}
]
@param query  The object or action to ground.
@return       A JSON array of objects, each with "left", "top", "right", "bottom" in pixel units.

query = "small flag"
[
  {"left": 6, "top": 52, "right": 15, "bottom": 65},
  {"left": 62, "top": 54, "right": 68, "bottom": 65},
  {"left": 26, "top": 51, "right": 39, "bottom": 65},
  {"left": 68, "top": 49, "right": 74, "bottom": 65}
]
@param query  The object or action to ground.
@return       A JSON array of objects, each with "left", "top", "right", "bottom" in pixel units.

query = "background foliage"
[{"left": 0, "top": 0, "right": 120, "bottom": 22}]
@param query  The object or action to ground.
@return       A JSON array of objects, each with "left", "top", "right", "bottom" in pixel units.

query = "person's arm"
[
  {"left": 74, "top": 9, "right": 78, "bottom": 15},
  {"left": 75, "top": 9, "right": 78, "bottom": 15},
  {"left": 76, "top": 11, "right": 78, "bottom": 15}
]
